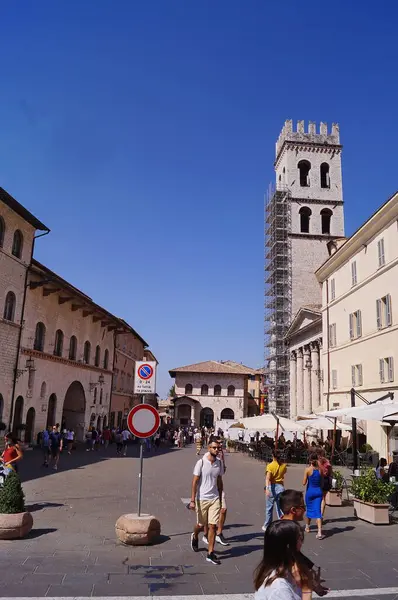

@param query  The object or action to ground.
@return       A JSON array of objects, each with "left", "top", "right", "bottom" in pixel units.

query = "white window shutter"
[
  {"left": 376, "top": 299, "right": 382, "bottom": 329},
  {"left": 357, "top": 310, "right": 362, "bottom": 337},
  {"left": 358, "top": 364, "right": 363, "bottom": 386},
  {"left": 333, "top": 324, "right": 336, "bottom": 346},
  {"left": 349, "top": 314, "right": 354, "bottom": 340},
  {"left": 389, "top": 357, "right": 394, "bottom": 382},
  {"left": 351, "top": 365, "right": 356, "bottom": 387},
  {"left": 379, "top": 358, "right": 385, "bottom": 383},
  {"left": 386, "top": 294, "right": 392, "bottom": 326}
]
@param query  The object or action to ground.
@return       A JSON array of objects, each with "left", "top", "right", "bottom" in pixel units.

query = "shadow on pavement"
[
  {"left": 324, "top": 525, "right": 356, "bottom": 537},
  {"left": 219, "top": 543, "right": 263, "bottom": 558},
  {"left": 19, "top": 442, "right": 179, "bottom": 484},
  {"left": 26, "top": 502, "right": 64, "bottom": 512},
  {"left": 324, "top": 516, "right": 357, "bottom": 524},
  {"left": 227, "top": 531, "right": 263, "bottom": 543},
  {"left": 26, "top": 528, "right": 58, "bottom": 538}
]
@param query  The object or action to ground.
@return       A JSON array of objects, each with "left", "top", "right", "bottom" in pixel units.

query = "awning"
[
  {"left": 297, "top": 417, "right": 352, "bottom": 432},
  {"left": 321, "top": 400, "right": 398, "bottom": 422},
  {"left": 240, "top": 414, "right": 304, "bottom": 432}
]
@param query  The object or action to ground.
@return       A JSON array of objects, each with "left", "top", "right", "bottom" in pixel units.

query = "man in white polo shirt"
[{"left": 188, "top": 439, "right": 224, "bottom": 565}]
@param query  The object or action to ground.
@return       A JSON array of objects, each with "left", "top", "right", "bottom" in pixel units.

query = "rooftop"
[
  {"left": 169, "top": 360, "right": 258, "bottom": 377},
  {"left": 0, "top": 187, "right": 49, "bottom": 231}
]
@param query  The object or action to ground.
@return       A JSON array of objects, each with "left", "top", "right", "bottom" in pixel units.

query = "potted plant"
[
  {"left": 0, "top": 469, "right": 33, "bottom": 539},
  {"left": 326, "top": 469, "right": 344, "bottom": 506},
  {"left": 350, "top": 468, "right": 395, "bottom": 525}
]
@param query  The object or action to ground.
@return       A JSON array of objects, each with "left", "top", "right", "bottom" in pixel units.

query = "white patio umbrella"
[
  {"left": 241, "top": 414, "right": 304, "bottom": 432},
  {"left": 321, "top": 401, "right": 398, "bottom": 422},
  {"left": 298, "top": 417, "right": 352, "bottom": 432}
]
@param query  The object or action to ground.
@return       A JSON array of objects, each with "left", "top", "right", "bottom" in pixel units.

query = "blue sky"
[{"left": 1, "top": 1, "right": 398, "bottom": 398}]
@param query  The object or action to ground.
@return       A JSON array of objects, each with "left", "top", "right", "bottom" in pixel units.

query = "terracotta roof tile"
[{"left": 169, "top": 360, "right": 256, "bottom": 376}]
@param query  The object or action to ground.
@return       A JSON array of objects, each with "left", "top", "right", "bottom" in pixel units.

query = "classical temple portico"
[{"left": 289, "top": 339, "right": 322, "bottom": 417}]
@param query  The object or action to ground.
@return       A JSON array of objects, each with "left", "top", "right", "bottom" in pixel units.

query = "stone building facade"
[
  {"left": 285, "top": 306, "right": 322, "bottom": 418},
  {"left": 169, "top": 361, "right": 259, "bottom": 427},
  {"left": 0, "top": 188, "right": 49, "bottom": 430},
  {"left": 315, "top": 190, "right": 398, "bottom": 459}
]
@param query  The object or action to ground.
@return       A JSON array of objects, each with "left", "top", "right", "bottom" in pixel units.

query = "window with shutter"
[
  {"left": 351, "top": 261, "right": 357, "bottom": 286},
  {"left": 330, "top": 278, "right": 335, "bottom": 301},
  {"left": 332, "top": 370, "right": 337, "bottom": 389},
  {"left": 357, "top": 310, "right": 362, "bottom": 337},
  {"left": 358, "top": 364, "right": 363, "bottom": 386},
  {"left": 378, "top": 238, "right": 385, "bottom": 267},
  {"left": 386, "top": 294, "right": 392, "bottom": 326},
  {"left": 388, "top": 357, "right": 394, "bottom": 382},
  {"left": 379, "top": 358, "right": 385, "bottom": 383},
  {"left": 376, "top": 299, "right": 382, "bottom": 329},
  {"left": 351, "top": 365, "right": 356, "bottom": 387},
  {"left": 349, "top": 314, "right": 354, "bottom": 340}
]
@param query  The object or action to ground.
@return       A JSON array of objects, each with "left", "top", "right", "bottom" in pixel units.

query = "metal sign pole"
[{"left": 137, "top": 393, "right": 145, "bottom": 517}]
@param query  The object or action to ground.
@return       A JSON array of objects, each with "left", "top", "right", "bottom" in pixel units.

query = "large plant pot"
[
  {"left": 0, "top": 512, "right": 33, "bottom": 539},
  {"left": 353, "top": 499, "right": 390, "bottom": 525},
  {"left": 326, "top": 490, "right": 343, "bottom": 506}
]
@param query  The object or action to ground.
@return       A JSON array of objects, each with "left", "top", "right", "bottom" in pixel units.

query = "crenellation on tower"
[{"left": 276, "top": 119, "right": 341, "bottom": 160}]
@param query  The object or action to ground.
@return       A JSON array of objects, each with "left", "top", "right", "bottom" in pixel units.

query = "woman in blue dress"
[{"left": 303, "top": 453, "right": 324, "bottom": 540}]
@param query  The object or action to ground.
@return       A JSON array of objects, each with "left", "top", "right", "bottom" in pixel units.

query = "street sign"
[
  {"left": 127, "top": 404, "right": 160, "bottom": 439},
  {"left": 134, "top": 361, "right": 156, "bottom": 394}
]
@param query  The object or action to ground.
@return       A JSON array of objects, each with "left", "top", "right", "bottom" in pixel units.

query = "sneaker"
[
  {"left": 206, "top": 552, "right": 221, "bottom": 565},
  {"left": 202, "top": 535, "right": 209, "bottom": 545},
  {"left": 261, "top": 525, "right": 267, "bottom": 532},
  {"left": 216, "top": 533, "right": 229, "bottom": 546},
  {"left": 53, "top": 465, "right": 58, "bottom": 471},
  {"left": 190, "top": 533, "right": 199, "bottom": 552}
]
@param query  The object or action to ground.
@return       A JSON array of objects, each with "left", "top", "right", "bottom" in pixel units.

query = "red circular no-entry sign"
[{"left": 127, "top": 404, "right": 160, "bottom": 439}]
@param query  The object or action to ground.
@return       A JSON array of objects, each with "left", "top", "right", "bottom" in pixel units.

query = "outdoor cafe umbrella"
[
  {"left": 320, "top": 400, "right": 398, "bottom": 422},
  {"left": 297, "top": 417, "right": 352, "bottom": 432},
  {"left": 241, "top": 414, "right": 304, "bottom": 432}
]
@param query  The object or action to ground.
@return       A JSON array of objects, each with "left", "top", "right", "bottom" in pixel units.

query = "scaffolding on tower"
[{"left": 264, "top": 184, "right": 292, "bottom": 417}]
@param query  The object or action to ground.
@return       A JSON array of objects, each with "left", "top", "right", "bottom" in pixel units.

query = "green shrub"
[
  {"left": 360, "top": 443, "right": 373, "bottom": 453},
  {"left": 332, "top": 469, "right": 344, "bottom": 491},
  {"left": 0, "top": 470, "right": 25, "bottom": 514},
  {"left": 350, "top": 468, "right": 395, "bottom": 504}
]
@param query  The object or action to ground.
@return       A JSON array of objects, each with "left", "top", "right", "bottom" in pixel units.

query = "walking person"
[
  {"left": 303, "top": 453, "right": 324, "bottom": 539},
  {"left": 91, "top": 427, "right": 98, "bottom": 450},
  {"left": 121, "top": 428, "right": 130, "bottom": 456},
  {"left": 194, "top": 429, "right": 202, "bottom": 455},
  {"left": 318, "top": 454, "right": 332, "bottom": 517},
  {"left": 49, "top": 424, "right": 63, "bottom": 470},
  {"left": 262, "top": 450, "right": 287, "bottom": 531},
  {"left": 102, "top": 427, "right": 111, "bottom": 449},
  {"left": 1, "top": 435, "right": 23, "bottom": 470},
  {"left": 41, "top": 427, "right": 50, "bottom": 467},
  {"left": 115, "top": 429, "right": 123, "bottom": 455},
  {"left": 66, "top": 429, "right": 74, "bottom": 455},
  {"left": 189, "top": 440, "right": 224, "bottom": 565}
]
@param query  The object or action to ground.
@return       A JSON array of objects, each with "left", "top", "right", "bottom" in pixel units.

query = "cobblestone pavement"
[{"left": 0, "top": 442, "right": 398, "bottom": 598}]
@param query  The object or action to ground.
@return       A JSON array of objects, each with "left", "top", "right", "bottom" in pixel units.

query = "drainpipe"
[{"left": 8, "top": 229, "right": 50, "bottom": 432}]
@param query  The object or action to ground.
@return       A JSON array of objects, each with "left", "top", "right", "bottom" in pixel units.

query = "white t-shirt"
[
  {"left": 122, "top": 430, "right": 130, "bottom": 441},
  {"left": 194, "top": 432, "right": 202, "bottom": 442},
  {"left": 193, "top": 453, "right": 224, "bottom": 501},
  {"left": 66, "top": 431, "right": 74, "bottom": 441},
  {"left": 255, "top": 576, "right": 301, "bottom": 600}
]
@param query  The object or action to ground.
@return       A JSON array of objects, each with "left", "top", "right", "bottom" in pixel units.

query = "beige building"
[
  {"left": 169, "top": 360, "right": 259, "bottom": 427},
  {"left": 0, "top": 188, "right": 49, "bottom": 430},
  {"left": 285, "top": 305, "right": 322, "bottom": 418},
  {"left": 315, "top": 191, "right": 398, "bottom": 457}
]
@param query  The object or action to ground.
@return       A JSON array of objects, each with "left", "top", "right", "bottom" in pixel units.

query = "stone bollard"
[{"left": 115, "top": 513, "right": 161, "bottom": 546}]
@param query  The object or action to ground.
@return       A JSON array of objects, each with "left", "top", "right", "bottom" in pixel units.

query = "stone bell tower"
[{"left": 265, "top": 120, "right": 345, "bottom": 416}]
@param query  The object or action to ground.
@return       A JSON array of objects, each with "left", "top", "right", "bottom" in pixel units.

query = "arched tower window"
[
  {"left": 34, "top": 322, "right": 46, "bottom": 351},
  {"left": 227, "top": 385, "right": 235, "bottom": 397},
  {"left": 54, "top": 329, "right": 64, "bottom": 357},
  {"left": 298, "top": 160, "right": 311, "bottom": 187},
  {"left": 299, "top": 207, "right": 312, "bottom": 233},
  {"left": 185, "top": 383, "right": 193, "bottom": 395},
  {"left": 201, "top": 384, "right": 209, "bottom": 396},
  {"left": 3, "top": 291, "right": 16, "bottom": 321},
  {"left": 214, "top": 384, "right": 221, "bottom": 395},
  {"left": 69, "top": 335, "right": 77, "bottom": 360},
  {"left": 320, "top": 163, "right": 330, "bottom": 188},
  {"left": 84, "top": 341, "right": 91, "bottom": 364},
  {"left": 103, "top": 349, "right": 109, "bottom": 369},
  {"left": 321, "top": 208, "right": 333, "bottom": 235},
  {"left": 12, "top": 230, "right": 23, "bottom": 258},
  {"left": 95, "top": 345, "right": 101, "bottom": 367}
]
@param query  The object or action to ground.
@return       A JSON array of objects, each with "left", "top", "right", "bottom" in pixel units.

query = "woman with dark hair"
[
  {"left": 254, "top": 520, "right": 307, "bottom": 599},
  {"left": 303, "top": 453, "right": 324, "bottom": 539},
  {"left": 318, "top": 455, "right": 332, "bottom": 516},
  {"left": 376, "top": 458, "right": 389, "bottom": 482}
]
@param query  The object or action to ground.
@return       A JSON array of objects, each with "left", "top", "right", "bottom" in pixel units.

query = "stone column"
[
  {"left": 303, "top": 345, "right": 312, "bottom": 415},
  {"left": 311, "top": 341, "right": 320, "bottom": 409},
  {"left": 290, "top": 352, "right": 297, "bottom": 418},
  {"left": 296, "top": 348, "right": 304, "bottom": 415}
]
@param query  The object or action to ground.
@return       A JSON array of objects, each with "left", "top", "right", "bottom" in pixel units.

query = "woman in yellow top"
[{"left": 262, "top": 450, "right": 287, "bottom": 531}]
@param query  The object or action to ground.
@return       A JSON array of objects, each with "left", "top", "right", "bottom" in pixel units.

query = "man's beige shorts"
[{"left": 196, "top": 498, "right": 221, "bottom": 526}]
